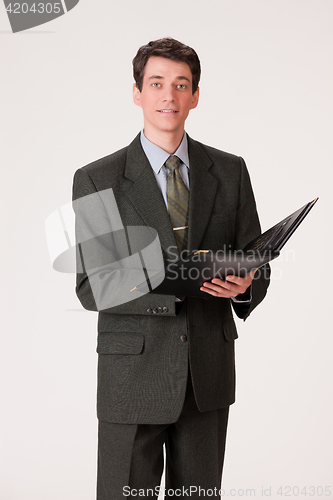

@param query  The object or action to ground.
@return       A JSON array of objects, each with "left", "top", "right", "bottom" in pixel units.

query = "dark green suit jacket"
[{"left": 72, "top": 133, "right": 270, "bottom": 425}]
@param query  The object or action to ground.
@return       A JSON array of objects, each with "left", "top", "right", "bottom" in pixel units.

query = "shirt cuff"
[{"left": 231, "top": 284, "right": 252, "bottom": 303}]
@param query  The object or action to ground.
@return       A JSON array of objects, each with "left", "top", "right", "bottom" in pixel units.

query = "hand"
[{"left": 200, "top": 270, "right": 256, "bottom": 298}]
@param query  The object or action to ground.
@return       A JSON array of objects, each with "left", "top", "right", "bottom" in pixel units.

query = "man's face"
[{"left": 133, "top": 56, "right": 199, "bottom": 142}]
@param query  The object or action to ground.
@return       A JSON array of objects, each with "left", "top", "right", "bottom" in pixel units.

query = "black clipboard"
[{"left": 131, "top": 197, "right": 318, "bottom": 298}]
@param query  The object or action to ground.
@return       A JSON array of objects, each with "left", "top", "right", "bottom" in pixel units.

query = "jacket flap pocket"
[
  {"left": 222, "top": 319, "right": 238, "bottom": 342},
  {"left": 97, "top": 332, "right": 144, "bottom": 354}
]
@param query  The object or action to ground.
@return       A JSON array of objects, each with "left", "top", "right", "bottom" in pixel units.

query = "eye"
[
  {"left": 152, "top": 82, "right": 161, "bottom": 88},
  {"left": 177, "top": 84, "right": 187, "bottom": 89}
]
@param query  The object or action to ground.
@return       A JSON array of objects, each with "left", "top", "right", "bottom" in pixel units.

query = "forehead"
[{"left": 143, "top": 56, "right": 192, "bottom": 82}]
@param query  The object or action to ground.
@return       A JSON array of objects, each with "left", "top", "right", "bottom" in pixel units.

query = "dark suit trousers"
[{"left": 97, "top": 369, "right": 229, "bottom": 500}]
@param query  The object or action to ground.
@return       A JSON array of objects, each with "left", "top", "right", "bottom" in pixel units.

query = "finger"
[
  {"left": 203, "top": 280, "right": 234, "bottom": 293},
  {"left": 200, "top": 286, "right": 233, "bottom": 298},
  {"left": 201, "top": 282, "right": 222, "bottom": 293},
  {"left": 209, "top": 278, "right": 230, "bottom": 289},
  {"left": 210, "top": 278, "right": 239, "bottom": 292},
  {"left": 225, "top": 275, "right": 245, "bottom": 285},
  {"left": 212, "top": 276, "right": 250, "bottom": 295},
  {"left": 200, "top": 281, "right": 237, "bottom": 298},
  {"left": 226, "top": 272, "right": 255, "bottom": 287}
]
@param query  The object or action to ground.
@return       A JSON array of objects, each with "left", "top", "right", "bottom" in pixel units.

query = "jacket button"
[
  {"left": 153, "top": 308, "right": 158, "bottom": 314},
  {"left": 180, "top": 335, "right": 187, "bottom": 342},
  {"left": 163, "top": 307, "right": 169, "bottom": 313},
  {"left": 147, "top": 308, "right": 152, "bottom": 314},
  {"left": 158, "top": 307, "right": 163, "bottom": 313}
]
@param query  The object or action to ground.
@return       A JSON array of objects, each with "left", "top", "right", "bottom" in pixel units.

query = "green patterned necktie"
[{"left": 165, "top": 155, "right": 189, "bottom": 252}]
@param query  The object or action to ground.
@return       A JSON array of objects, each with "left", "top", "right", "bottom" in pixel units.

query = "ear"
[
  {"left": 133, "top": 83, "right": 142, "bottom": 108},
  {"left": 190, "top": 87, "right": 199, "bottom": 110}
]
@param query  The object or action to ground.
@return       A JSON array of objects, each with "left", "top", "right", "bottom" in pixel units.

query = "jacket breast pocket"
[
  {"left": 202, "top": 214, "right": 235, "bottom": 250},
  {"left": 97, "top": 332, "right": 144, "bottom": 354}
]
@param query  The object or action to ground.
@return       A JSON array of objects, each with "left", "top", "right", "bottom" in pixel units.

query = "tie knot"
[{"left": 165, "top": 155, "right": 181, "bottom": 172}]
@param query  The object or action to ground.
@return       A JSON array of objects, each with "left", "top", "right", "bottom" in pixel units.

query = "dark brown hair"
[{"left": 133, "top": 38, "right": 201, "bottom": 94}]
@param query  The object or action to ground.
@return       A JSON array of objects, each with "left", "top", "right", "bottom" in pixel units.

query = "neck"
[{"left": 143, "top": 126, "right": 184, "bottom": 154}]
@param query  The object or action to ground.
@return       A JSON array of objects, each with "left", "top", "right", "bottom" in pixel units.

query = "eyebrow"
[{"left": 148, "top": 75, "right": 191, "bottom": 83}]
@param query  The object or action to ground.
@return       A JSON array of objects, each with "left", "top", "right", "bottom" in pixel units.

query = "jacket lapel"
[
  {"left": 123, "top": 134, "right": 219, "bottom": 257},
  {"left": 124, "top": 135, "right": 178, "bottom": 258},
  {"left": 187, "top": 136, "right": 218, "bottom": 251}
]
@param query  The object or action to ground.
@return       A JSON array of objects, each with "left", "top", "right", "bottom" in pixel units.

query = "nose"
[{"left": 162, "top": 85, "right": 176, "bottom": 102}]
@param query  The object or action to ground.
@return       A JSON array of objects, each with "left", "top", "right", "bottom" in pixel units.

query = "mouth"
[{"left": 157, "top": 109, "right": 178, "bottom": 113}]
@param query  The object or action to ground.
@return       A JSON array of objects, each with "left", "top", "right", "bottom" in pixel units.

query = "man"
[{"left": 73, "top": 38, "right": 270, "bottom": 499}]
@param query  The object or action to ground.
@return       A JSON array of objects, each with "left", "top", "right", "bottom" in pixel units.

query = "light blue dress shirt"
[{"left": 140, "top": 130, "right": 189, "bottom": 208}]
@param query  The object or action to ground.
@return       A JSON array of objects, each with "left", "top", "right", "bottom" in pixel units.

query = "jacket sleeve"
[
  {"left": 231, "top": 157, "right": 271, "bottom": 320},
  {"left": 72, "top": 167, "right": 178, "bottom": 316}
]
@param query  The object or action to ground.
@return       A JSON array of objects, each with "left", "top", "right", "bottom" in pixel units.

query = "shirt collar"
[{"left": 140, "top": 130, "right": 189, "bottom": 175}]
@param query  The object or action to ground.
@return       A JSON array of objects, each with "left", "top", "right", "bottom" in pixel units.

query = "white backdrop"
[{"left": 1, "top": 1, "right": 332, "bottom": 498}]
